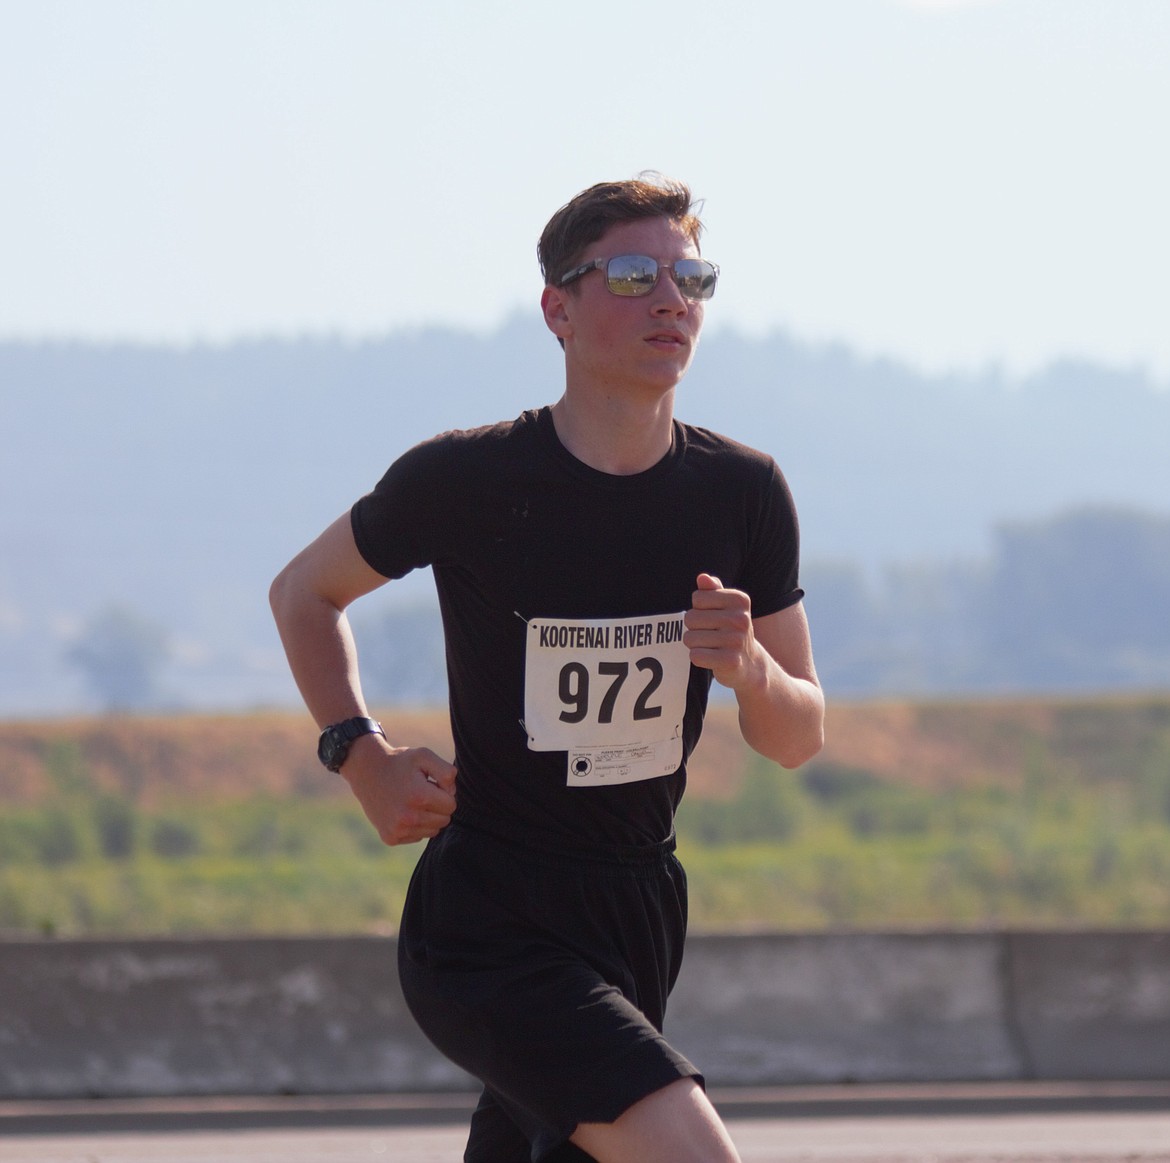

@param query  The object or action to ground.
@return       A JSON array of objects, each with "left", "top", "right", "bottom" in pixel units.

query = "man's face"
[{"left": 542, "top": 216, "right": 706, "bottom": 397}]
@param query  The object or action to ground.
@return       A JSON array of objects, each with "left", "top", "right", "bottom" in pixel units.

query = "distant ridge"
[{"left": 2, "top": 321, "right": 1168, "bottom": 714}]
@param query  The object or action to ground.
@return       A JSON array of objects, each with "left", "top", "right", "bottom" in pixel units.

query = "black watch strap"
[{"left": 317, "top": 717, "right": 385, "bottom": 773}]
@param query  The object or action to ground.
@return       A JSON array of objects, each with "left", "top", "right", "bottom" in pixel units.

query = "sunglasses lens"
[
  {"left": 601, "top": 256, "right": 718, "bottom": 300},
  {"left": 673, "top": 259, "right": 718, "bottom": 301},
  {"left": 606, "top": 255, "right": 658, "bottom": 296}
]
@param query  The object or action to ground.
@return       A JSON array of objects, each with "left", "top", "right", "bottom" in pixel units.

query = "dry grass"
[{"left": 3, "top": 693, "right": 1168, "bottom": 806}]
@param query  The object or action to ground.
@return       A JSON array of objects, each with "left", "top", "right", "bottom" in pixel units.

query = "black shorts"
[{"left": 397, "top": 819, "right": 702, "bottom": 1163}]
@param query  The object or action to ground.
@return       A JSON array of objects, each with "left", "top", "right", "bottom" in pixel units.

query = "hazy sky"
[{"left": 2, "top": 0, "right": 1168, "bottom": 379}]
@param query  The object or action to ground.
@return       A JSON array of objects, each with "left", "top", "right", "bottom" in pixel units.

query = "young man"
[{"left": 270, "top": 176, "right": 824, "bottom": 1162}]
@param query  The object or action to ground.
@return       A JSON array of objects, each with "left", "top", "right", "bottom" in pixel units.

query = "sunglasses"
[{"left": 558, "top": 254, "right": 720, "bottom": 301}]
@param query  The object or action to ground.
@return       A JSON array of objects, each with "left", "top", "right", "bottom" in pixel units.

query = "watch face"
[
  {"left": 318, "top": 718, "right": 380, "bottom": 772},
  {"left": 318, "top": 728, "right": 345, "bottom": 770}
]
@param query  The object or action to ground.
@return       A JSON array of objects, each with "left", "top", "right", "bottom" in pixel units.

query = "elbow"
[
  {"left": 761, "top": 689, "right": 825, "bottom": 770},
  {"left": 269, "top": 558, "right": 346, "bottom": 637},
  {"left": 785, "top": 695, "right": 828, "bottom": 768},
  {"left": 775, "top": 725, "right": 824, "bottom": 771},
  {"left": 268, "top": 568, "right": 289, "bottom": 621},
  {"left": 742, "top": 715, "right": 824, "bottom": 770},
  {"left": 268, "top": 563, "right": 300, "bottom": 630}
]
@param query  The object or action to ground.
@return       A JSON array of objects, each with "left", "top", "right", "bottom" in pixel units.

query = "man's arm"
[
  {"left": 684, "top": 573, "right": 824, "bottom": 769},
  {"left": 269, "top": 513, "right": 457, "bottom": 845}
]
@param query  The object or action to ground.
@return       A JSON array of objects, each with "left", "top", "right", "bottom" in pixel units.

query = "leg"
[
  {"left": 400, "top": 827, "right": 703, "bottom": 1159},
  {"left": 570, "top": 1077, "right": 741, "bottom": 1163}
]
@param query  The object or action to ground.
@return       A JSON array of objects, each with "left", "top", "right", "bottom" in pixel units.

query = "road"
[{"left": 3, "top": 1084, "right": 1169, "bottom": 1162}]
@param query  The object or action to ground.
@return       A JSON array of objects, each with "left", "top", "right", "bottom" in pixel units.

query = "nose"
[{"left": 650, "top": 268, "right": 690, "bottom": 316}]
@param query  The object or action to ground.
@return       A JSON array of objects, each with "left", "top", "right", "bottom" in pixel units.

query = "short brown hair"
[{"left": 537, "top": 174, "right": 704, "bottom": 289}]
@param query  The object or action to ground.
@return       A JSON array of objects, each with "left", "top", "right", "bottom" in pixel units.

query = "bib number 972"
[{"left": 557, "top": 658, "right": 664, "bottom": 725}]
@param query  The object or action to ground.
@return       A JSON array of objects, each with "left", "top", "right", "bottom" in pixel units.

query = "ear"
[{"left": 541, "top": 284, "right": 573, "bottom": 344}]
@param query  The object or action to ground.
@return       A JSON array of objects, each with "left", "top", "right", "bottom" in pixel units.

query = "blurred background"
[{"left": 1, "top": 0, "right": 1168, "bottom": 938}]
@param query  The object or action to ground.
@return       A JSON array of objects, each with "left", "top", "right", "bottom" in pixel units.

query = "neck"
[{"left": 550, "top": 387, "right": 675, "bottom": 476}]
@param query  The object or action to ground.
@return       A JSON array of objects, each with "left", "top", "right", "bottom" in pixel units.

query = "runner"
[{"left": 270, "top": 175, "right": 824, "bottom": 1162}]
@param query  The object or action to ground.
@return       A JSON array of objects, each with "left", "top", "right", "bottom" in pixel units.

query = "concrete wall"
[{"left": 2, "top": 931, "right": 1168, "bottom": 1099}]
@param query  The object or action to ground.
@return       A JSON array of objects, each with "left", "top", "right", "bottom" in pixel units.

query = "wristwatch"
[{"left": 317, "top": 717, "right": 385, "bottom": 772}]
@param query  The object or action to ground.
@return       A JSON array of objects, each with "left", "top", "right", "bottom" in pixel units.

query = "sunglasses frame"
[{"left": 558, "top": 254, "right": 720, "bottom": 301}]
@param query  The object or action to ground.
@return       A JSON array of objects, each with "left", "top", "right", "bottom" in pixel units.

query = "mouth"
[{"left": 645, "top": 330, "right": 688, "bottom": 348}]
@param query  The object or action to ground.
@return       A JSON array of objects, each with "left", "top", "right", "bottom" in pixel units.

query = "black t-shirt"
[{"left": 351, "top": 406, "right": 802, "bottom": 851}]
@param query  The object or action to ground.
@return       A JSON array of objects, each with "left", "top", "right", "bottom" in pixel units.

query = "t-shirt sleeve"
[
  {"left": 350, "top": 436, "right": 453, "bottom": 580},
  {"left": 738, "top": 457, "right": 804, "bottom": 619}
]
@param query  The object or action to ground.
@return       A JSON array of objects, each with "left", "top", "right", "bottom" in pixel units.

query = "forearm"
[
  {"left": 269, "top": 571, "right": 372, "bottom": 730},
  {"left": 686, "top": 582, "right": 825, "bottom": 769},
  {"left": 732, "top": 649, "right": 825, "bottom": 769}
]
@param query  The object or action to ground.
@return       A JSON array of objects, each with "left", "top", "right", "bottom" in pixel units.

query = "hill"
[
  {"left": 4, "top": 696, "right": 1169, "bottom": 807},
  {"left": 2, "top": 323, "right": 1169, "bottom": 714}
]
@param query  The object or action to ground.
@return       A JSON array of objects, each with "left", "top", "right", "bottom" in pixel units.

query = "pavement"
[{"left": 2, "top": 1083, "right": 1170, "bottom": 1162}]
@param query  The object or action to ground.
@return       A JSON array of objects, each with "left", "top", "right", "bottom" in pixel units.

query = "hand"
[
  {"left": 340, "top": 738, "right": 457, "bottom": 846},
  {"left": 684, "top": 573, "right": 765, "bottom": 692}
]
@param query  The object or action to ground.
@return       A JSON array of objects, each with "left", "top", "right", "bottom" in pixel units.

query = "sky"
[{"left": 2, "top": 0, "right": 1168, "bottom": 380}]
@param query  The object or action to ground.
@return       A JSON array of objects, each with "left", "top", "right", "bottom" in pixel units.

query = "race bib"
[{"left": 523, "top": 611, "right": 690, "bottom": 787}]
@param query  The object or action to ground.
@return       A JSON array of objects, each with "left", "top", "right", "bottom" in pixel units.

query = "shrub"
[
  {"left": 149, "top": 817, "right": 201, "bottom": 859},
  {"left": 94, "top": 795, "right": 137, "bottom": 860},
  {"left": 35, "top": 809, "right": 83, "bottom": 866}
]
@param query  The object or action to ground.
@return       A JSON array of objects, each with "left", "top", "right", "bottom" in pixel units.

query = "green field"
[{"left": 3, "top": 699, "right": 1170, "bottom": 937}]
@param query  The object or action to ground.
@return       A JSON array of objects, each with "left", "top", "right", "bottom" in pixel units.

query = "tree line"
[
  {"left": 803, "top": 505, "right": 1170, "bottom": 696},
  {"left": 61, "top": 504, "right": 1170, "bottom": 710}
]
